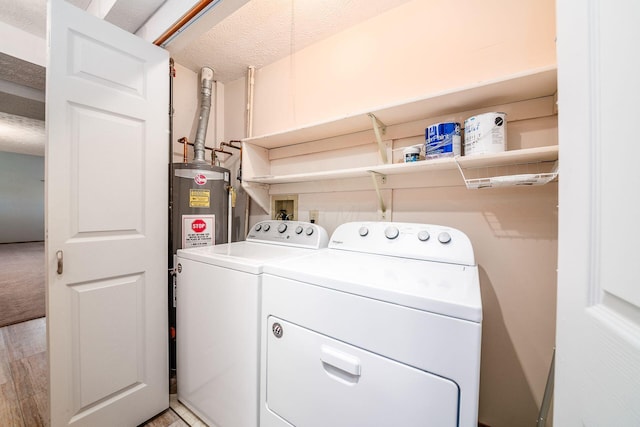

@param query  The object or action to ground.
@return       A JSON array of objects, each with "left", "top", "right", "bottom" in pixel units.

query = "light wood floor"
[{"left": 0, "top": 317, "right": 200, "bottom": 427}]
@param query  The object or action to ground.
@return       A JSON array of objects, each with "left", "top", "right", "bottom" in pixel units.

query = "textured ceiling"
[
  {"left": 0, "top": 0, "right": 47, "bottom": 38},
  {"left": 0, "top": 52, "right": 45, "bottom": 91},
  {"left": 0, "top": 50, "right": 46, "bottom": 154},
  {"left": 170, "top": 0, "right": 413, "bottom": 83}
]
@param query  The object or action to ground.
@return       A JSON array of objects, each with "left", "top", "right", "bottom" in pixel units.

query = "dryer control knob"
[
  {"left": 254, "top": 224, "right": 262, "bottom": 232},
  {"left": 438, "top": 232, "right": 452, "bottom": 244},
  {"left": 305, "top": 227, "right": 314, "bottom": 236},
  {"left": 385, "top": 226, "right": 400, "bottom": 240},
  {"left": 263, "top": 224, "right": 271, "bottom": 232},
  {"left": 418, "top": 230, "right": 430, "bottom": 241},
  {"left": 358, "top": 226, "right": 369, "bottom": 237},
  {"left": 278, "top": 223, "right": 288, "bottom": 233},
  {"left": 295, "top": 226, "right": 304, "bottom": 234}
]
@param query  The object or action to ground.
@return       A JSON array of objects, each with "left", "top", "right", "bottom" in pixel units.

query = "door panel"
[
  {"left": 47, "top": 0, "right": 169, "bottom": 425},
  {"left": 69, "top": 32, "right": 146, "bottom": 96},
  {"left": 73, "top": 274, "right": 143, "bottom": 409},
  {"left": 555, "top": 0, "right": 640, "bottom": 424},
  {"left": 72, "top": 105, "right": 144, "bottom": 234}
]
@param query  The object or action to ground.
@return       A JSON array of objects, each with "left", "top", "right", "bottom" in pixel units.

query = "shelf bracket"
[
  {"left": 368, "top": 113, "right": 388, "bottom": 164},
  {"left": 453, "top": 156, "right": 559, "bottom": 189},
  {"left": 241, "top": 181, "right": 270, "bottom": 214},
  {"left": 369, "top": 171, "right": 387, "bottom": 218}
]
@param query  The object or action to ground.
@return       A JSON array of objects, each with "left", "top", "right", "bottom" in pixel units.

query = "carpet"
[{"left": 0, "top": 241, "right": 45, "bottom": 327}]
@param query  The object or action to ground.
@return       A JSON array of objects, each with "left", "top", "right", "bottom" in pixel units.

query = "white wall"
[
  {"left": 240, "top": 0, "right": 556, "bottom": 138},
  {"left": 0, "top": 151, "right": 44, "bottom": 243},
  {"left": 221, "top": 0, "right": 557, "bottom": 425}
]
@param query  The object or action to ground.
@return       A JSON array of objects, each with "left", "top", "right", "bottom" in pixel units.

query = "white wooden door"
[
  {"left": 555, "top": 0, "right": 640, "bottom": 424},
  {"left": 46, "top": 0, "right": 169, "bottom": 425}
]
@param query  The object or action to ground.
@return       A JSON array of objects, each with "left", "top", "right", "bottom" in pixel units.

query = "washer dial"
[
  {"left": 438, "top": 232, "right": 452, "bottom": 244},
  {"left": 384, "top": 226, "right": 400, "bottom": 240}
]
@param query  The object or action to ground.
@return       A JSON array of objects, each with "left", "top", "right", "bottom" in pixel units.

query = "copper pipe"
[
  {"left": 178, "top": 137, "right": 190, "bottom": 163},
  {"left": 154, "top": 0, "right": 215, "bottom": 46},
  {"left": 178, "top": 137, "right": 221, "bottom": 164},
  {"left": 220, "top": 141, "right": 241, "bottom": 150},
  {"left": 223, "top": 140, "right": 243, "bottom": 182},
  {"left": 211, "top": 148, "right": 232, "bottom": 166}
]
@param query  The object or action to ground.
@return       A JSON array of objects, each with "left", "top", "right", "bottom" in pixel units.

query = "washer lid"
[
  {"left": 177, "top": 241, "right": 321, "bottom": 274},
  {"left": 263, "top": 249, "right": 482, "bottom": 323}
]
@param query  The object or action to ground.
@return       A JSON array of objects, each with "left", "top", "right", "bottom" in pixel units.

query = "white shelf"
[
  {"left": 243, "top": 66, "right": 557, "bottom": 149},
  {"left": 241, "top": 66, "right": 558, "bottom": 211},
  {"left": 244, "top": 145, "right": 559, "bottom": 185}
]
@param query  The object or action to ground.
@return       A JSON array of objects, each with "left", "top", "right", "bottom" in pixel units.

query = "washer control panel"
[
  {"left": 247, "top": 220, "right": 329, "bottom": 249},
  {"left": 329, "top": 221, "right": 475, "bottom": 266}
]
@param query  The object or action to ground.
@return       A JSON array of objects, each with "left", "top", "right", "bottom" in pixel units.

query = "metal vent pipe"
[{"left": 193, "top": 67, "right": 214, "bottom": 164}]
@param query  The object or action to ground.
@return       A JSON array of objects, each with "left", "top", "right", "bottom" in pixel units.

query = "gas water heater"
[{"left": 168, "top": 66, "right": 231, "bottom": 372}]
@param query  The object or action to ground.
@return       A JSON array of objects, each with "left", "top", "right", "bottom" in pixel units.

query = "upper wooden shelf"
[
  {"left": 243, "top": 66, "right": 557, "bottom": 149},
  {"left": 244, "top": 145, "right": 559, "bottom": 185}
]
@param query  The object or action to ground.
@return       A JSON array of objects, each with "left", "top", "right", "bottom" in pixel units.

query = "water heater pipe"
[
  {"left": 193, "top": 67, "right": 214, "bottom": 164},
  {"left": 244, "top": 66, "right": 255, "bottom": 237},
  {"left": 228, "top": 189, "right": 233, "bottom": 243},
  {"left": 246, "top": 66, "right": 255, "bottom": 138}
]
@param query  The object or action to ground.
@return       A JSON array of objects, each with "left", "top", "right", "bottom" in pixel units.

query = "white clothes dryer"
[
  {"left": 176, "top": 220, "right": 328, "bottom": 427},
  {"left": 260, "top": 221, "right": 482, "bottom": 427}
]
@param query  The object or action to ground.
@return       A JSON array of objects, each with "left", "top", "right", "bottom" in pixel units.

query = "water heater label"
[
  {"left": 189, "top": 189, "right": 210, "bottom": 208},
  {"left": 182, "top": 214, "right": 215, "bottom": 248},
  {"left": 194, "top": 174, "right": 207, "bottom": 185}
]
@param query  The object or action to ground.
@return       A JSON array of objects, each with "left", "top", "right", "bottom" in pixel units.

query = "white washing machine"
[
  {"left": 260, "top": 221, "right": 482, "bottom": 427},
  {"left": 176, "top": 220, "right": 329, "bottom": 427}
]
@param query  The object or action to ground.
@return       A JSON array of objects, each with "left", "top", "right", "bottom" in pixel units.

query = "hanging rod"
[{"left": 154, "top": 0, "right": 215, "bottom": 47}]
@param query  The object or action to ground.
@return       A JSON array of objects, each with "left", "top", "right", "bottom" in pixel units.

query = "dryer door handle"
[{"left": 320, "top": 345, "right": 361, "bottom": 376}]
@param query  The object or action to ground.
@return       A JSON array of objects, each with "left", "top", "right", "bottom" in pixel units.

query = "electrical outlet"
[{"left": 309, "top": 210, "right": 319, "bottom": 224}]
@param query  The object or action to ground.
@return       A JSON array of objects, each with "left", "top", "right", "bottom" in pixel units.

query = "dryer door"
[{"left": 265, "top": 316, "right": 460, "bottom": 427}]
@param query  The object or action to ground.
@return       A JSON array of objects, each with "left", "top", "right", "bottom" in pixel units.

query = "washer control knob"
[
  {"left": 295, "top": 226, "right": 304, "bottom": 234},
  {"left": 438, "top": 232, "right": 452, "bottom": 244},
  {"left": 254, "top": 224, "right": 262, "bottom": 232},
  {"left": 385, "top": 226, "right": 400, "bottom": 240},
  {"left": 263, "top": 224, "right": 271, "bottom": 232},
  {"left": 358, "top": 226, "right": 369, "bottom": 237},
  {"left": 278, "top": 223, "right": 287, "bottom": 233},
  {"left": 305, "top": 227, "right": 314, "bottom": 236},
  {"left": 418, "top": 230, "right": 430, "bottom": 241}
]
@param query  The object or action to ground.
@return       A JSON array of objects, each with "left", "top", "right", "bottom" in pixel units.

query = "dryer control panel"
[
  {"left": 329, "top": 221, "right": 475, "bottom": 266},
  {"left": 247, "top": 220, "right": 329, "bottom": 249}
]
